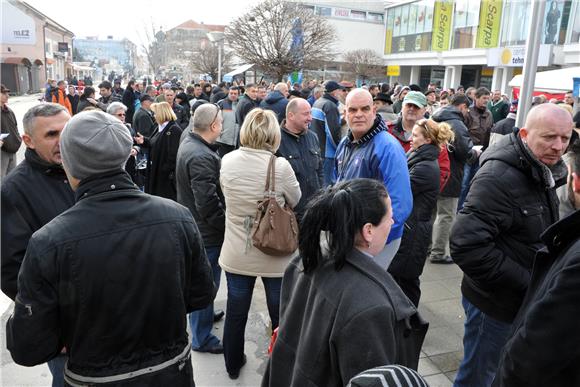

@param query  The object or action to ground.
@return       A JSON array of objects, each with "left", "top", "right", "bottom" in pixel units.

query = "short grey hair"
[
  {"left": 106, "top": 102, "right": 127, "bottom": 115},
  {"left": 193, "top": 103, "right": 220, "bottom": 133},
  {"left": 22, "top": 103, "right": 68, "bottom": 135},
  {"left": 313, "top": 86, "right": 323, "bottom": 95}
]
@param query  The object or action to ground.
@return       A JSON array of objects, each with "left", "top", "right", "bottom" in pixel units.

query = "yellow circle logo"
[{"left": 501, "top": 48, "right": 512, "bottom": 65}]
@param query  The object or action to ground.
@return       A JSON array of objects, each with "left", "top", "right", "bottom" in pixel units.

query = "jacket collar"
[
  {"left": 281, "top": 124, "right": 305, "bottom": 139},
  {"left": 239, "top": 146, "right": 275, "bottom": 156},
  {"left": 189, "top": 131, "right": 219, "bottom": 152},
  {"left": 346, "top": 115, "right": 386, "bottom": 146},
  {"left": 323, "top": 93, "right": 339, "bottom": 105},
  {"left": 346, "top": 248, "right": 417, "bottom": 322},
  {"left": 24, "top": 148, "right": 67, "bottom": 176},
  {"left": 75, "top": 170, "right": 138, "bottom": 202},
  {"left": 541, "top": 209, "right": 580, "bottom": 256},
  {"left": 407, "top": 143, "right": 439, "bottom": 167}
]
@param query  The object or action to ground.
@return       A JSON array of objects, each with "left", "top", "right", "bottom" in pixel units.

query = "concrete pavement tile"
[
  {"left": 418, "top": 304, "right": 446, "bottom": 329},
  {"left": 445, "top": 370, "right": 458, "bottom": 383},
  {"left": 428, "top": 351, "right": 463, "bottom": 373},
  {"left": 421, "top": 327, "right": 463, "bottom": 357},
  {"left": 0, "top": 362, "right": 51, "bottom": 386},
  {"left": 440, "top": 279, "right": 462, "bottom": 297},
  {"left": 418, "top": 357, "right": 440, "bottom": 377},
  {"left": 420, "top": 262, "right": 462, "bottom": 281},
  {"left": 423, "top": 373, "right": 454, "bottom": 387},
  {"left": 422, "top": 299, "right": 465, "bottom": 327},
  {"left": 419, "top": 281, "right": 456, "bottom": 303}
]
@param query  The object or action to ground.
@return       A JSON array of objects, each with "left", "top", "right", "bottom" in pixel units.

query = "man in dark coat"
[
  {"left": 176, "top": 103, "right": 226, "bottom": 355},
  {"left": 260, "top": 82, "right": 289, "bottom": 123},
  {"left": 311, "top": 80, "right": 345, "bottom": 186},
  {"left": 132, "top": 95, "right": 158, "bottom": 137},
  {"left": 235, "top": 83, "right": 259, "bottom": 128},
  {"left": 489, "top": 100, "right": 518, "bottom": 147},
  {"left": 0, "top": 84, "right": 22, "bottom": 177},
  {"left": 97, "top": 80, "right": 122, "bottom": 111},
  {"left": 276, "top": 98, "right": 323, "bottom": 222},
  {"left": 493, "top": 153, "right": 580, "bottom": 387},
  {"left": 6, "top": 110, "right": 215, "bottom": 387},
  {"left": 429, "top": 94, "right": 478, "bottom": 264},
  {"left": 450, "top": 103, "right": 573, "bottom": 387},
  {"left": 1, "top": 103, "right": 74, "bottom": 385},
  {"left": 122, "top": 80, "right": 137, "bottom": 125}
]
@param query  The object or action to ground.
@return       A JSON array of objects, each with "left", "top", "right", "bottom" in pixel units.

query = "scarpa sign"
[
  {"left": 476, "top": 0, "right": 503, "bottom": 48},
  {"left": 431, "top": 0, "right": 453, "bottom": 51},
  {"left": 1, "top": 1, "right": 36, "bottom": 45},
  {"left": 487, "top": 45, "right": 551, "bottom": 67}
]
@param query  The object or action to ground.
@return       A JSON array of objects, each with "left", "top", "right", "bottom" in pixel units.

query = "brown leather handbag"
[{"left": 251, "top": 155, "right": 299, "bottom": 256}]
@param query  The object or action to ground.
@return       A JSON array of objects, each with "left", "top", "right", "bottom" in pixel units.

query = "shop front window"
[
  {"left": 452, "top": 0, "right": 481, "bottom": 49},
  {"left": 500, "top": 0, "right": 531, "bottom": 46},
  {"left": 387, "top": 0, "right": 435, "bottom": 54},
  {"left": 569, "top": 0, "right": 580, "bottom": 42}
]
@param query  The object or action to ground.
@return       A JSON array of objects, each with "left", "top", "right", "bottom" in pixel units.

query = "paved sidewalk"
[{"left": 0, "top": 260, "right": 465, "bottom": 386}]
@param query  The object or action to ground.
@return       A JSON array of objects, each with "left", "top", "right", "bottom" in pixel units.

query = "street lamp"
[{"left": 207, "top": 31, "right": 225, "bottom": 83}]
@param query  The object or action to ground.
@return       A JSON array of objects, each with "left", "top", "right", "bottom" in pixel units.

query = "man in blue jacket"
[{"left": 334, "top": 88, "right": 413, "bottom": 267}]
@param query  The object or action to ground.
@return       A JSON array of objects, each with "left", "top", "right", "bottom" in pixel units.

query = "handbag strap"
[{"left": 264, "top": 154, "right": 277, "bottom": 195}]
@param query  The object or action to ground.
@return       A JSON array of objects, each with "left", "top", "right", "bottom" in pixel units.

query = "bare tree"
[
  {"left": 225, "top": 0, "right": 336, "bottom": 82},
  {"left": 137, "top": 19, "right": 166, "bottom": 77},
  {"left": 343, "top": 49, "right": 385, "bottom": 82},
  {"left": 190, "top": 44, "right": 233, "bottom": 82}
]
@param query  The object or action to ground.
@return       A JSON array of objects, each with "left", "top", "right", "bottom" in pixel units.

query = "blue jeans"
[
  {"left": 453, "top": 297, "right": 512, "bottom": 387},
  {"left": 222, "top": 272, "right": 281, "bottom": 374},
  {"left": 323, "top": 157, "right": 335, "bottom": 187},
  {"left": 189, "top": 245, "right": 222, "bottom": 350},
  {"left": 47, "top": 354, "right": 67, "bottom": 387},
  {"left": 457, "top": 162, "right": 480, "bottom": 212}
]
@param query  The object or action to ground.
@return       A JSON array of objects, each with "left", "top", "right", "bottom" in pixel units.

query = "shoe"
[
  {"left": 213, "top": 310, "right": 225, "bottom": 322},
  {"left": 430, "top": 255, "right": 454, "bottom": 264},
  {"left": 228, "top": 354, "right": 247, "bottom": 380},
  {"left": 193, "top": 342, "right": 224, "bottom": 354}
]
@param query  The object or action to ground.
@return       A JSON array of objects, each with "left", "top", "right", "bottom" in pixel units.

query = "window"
[
  {"left": 315, "top": 6, "right": 332, "bottom": 17},
  {"left": 500, "top": 0, "right": 531, "bottom": 46},
  {"left": 350, "top": 10, "right": 366, "bottom": 20},
  {"left": 569, "top": 0, "right": 580, "bottom": 42},
  {"left": 368, "top": 12, "right": 384, "bottom": 23},
  {"left": 451, "top": 0, "right": 481, "bottom": 49}
]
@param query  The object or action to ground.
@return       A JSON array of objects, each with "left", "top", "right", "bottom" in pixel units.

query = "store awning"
[
  {"left": 1, "top": 57, "right": 25, "bottom": 64},
  {"left": 223, "top": 64, "right": 254, "bottom": 82},
  {"left": 508, "top": 66, "right": 580, "bottom": 93}
]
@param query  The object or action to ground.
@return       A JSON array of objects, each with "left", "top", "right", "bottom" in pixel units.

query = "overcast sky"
[{"left": 23, "top": 0, "right": 261, "bottom": 46}]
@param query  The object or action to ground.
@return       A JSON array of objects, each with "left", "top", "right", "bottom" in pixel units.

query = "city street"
[{"left": 0, "top": 96, "right": 466, "bottom": 387}]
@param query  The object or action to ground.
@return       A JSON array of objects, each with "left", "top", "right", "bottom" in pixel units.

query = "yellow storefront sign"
[
  {"left": 431, "top": 0, "right": 453, "bottom": 51},
  {"left": 385, "top": 29, "right": 393, "bottom": 54},
  {"left": 386, "top": 65, "right": 400, "bottom": 77},
  {"left": 476, "top": 0, "right": 503, "bottom": 48}
]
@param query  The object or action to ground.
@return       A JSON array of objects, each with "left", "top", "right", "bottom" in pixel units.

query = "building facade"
[
  {"left": 1, "top": 0, "right": 74, "bottom": 94},
  {"left": 73, "top": 36, "right": 138, "bottom": 77},
  {"left": 383, "top": 0, "right": 580, "bottom": 94}
]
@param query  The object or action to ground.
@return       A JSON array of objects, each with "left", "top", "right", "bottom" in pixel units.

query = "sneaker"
[
  {"left": 430, "top": 255, "right": 454, "bottom": 264},
  {"left": 192, "top": 342, "right": 224, "bottom": 354}
]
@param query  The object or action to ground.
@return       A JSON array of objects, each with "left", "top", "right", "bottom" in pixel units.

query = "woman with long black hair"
[{"left": 263, "top": 178, "right": 427, "bottom": 387}]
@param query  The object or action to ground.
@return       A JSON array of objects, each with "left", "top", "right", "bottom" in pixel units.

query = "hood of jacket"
[
  {"left": 431, "top": 106, "right": 465, "bottom": 123},
  {"left": 480, "top": 130, "right": 568, "bottom": 189},
  {"left": 264, "top": 90, "right": 286, "bottom": 104}
]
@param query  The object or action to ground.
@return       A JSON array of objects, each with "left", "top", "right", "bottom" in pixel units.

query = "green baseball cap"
[{"left": 403, "top": 91, "right": 427, "bottom": 108}]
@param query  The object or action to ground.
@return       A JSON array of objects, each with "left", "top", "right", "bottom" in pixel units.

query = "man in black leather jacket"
[
  {"left": 450, "top": 104, "right": 573, "bottom": 387},
  {"left": 7, "top": 110, "right": 215, "bottom": 387}
]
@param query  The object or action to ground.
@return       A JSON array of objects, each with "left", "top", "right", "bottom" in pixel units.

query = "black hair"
[
  {"left": 299, "top": 178, "right": 389, "bottom": 273},
  {"left": 450, "top": 93, "right": 470, "bottom": 107},
  {"left": 229, "top": 86, "right": 239, "bottom": 91},
  {"left": 80, "top": 86, "right": 95, "bottom": 100},
  {"left": 98, "top": 80, "right": 112, "bottom": 90}
]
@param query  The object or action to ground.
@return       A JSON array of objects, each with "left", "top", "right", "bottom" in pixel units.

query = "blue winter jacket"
[{"left": 334, "top": 115, "right": 413, "bottom": 243}]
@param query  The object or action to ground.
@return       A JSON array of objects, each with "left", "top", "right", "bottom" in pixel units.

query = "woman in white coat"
[{"left": 219, "top": 108, "right": 301, "bottom": 379}]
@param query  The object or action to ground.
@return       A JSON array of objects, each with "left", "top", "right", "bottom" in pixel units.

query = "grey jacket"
[
  {"left": 217, "top": 98, "right": 239, "bottom": 146},
  {"left": 262, "top": 250, "right": 428, "bottom": 387}
]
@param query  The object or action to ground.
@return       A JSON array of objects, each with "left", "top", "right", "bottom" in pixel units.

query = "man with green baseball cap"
[{"left": 387, "top": 91, "right": 427, "bottom": 152}]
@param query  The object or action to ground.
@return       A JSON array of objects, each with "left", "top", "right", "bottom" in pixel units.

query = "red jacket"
[{"left": 386, "top": 120, "right": 450, "bottom": 192}]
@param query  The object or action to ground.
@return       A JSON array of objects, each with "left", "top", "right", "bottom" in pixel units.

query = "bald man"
[
  {"left": 260, "top": 82, "right": 289, "bottom": 124},
  {"left": 334, "top": 89, "right": 412, "bottom": 268},
  {"left": 450, "top": 103, "right": 573, "bottom": 387},
  {"left": 276, "top": 98, "right": 322, "bottom": 221}
]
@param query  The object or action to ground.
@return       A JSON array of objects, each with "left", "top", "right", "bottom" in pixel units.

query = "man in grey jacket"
[
  {"left": 216, "top": 86, "right": 239, "bottom": 157},
  {"left": 176, "top": 103, "right": 226, "bottom": 354}
]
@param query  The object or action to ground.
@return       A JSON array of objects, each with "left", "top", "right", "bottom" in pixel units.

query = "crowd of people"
[{"left": 0, "top": 72, "right": 579, "bottom": 387}]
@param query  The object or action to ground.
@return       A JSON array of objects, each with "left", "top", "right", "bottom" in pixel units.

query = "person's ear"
[
  {"left": 520, "top": 127, "right": 529, "bottom": 142},
  {"left": 22, "top": 133, "right": 34, "bottom": 149}
]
